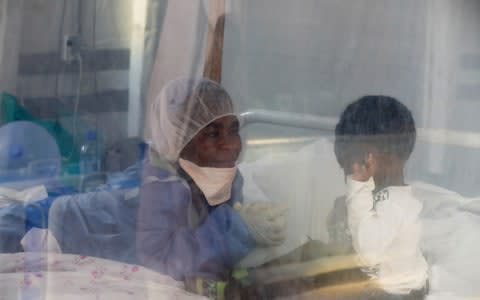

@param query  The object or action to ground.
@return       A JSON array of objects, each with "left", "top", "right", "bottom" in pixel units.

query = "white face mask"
[{"left": 179, "top": 158, "right": 237, "bottom": 206}]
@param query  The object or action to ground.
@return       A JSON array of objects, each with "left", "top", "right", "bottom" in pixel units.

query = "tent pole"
[{"left": 203, "top": 0, "right": 225, "bottom": 83}]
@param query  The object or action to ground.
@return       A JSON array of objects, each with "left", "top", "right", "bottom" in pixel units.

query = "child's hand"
[
  {"left": 351, "top": 162, "right": 371, "bottom": 181},
  {"left": 350, "top": 153, "right": 376, "bottom": 182}
]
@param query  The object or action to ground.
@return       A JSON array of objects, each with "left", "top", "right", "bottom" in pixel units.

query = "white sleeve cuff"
[{"left": 346, "top": 176, "right": 375, "bottom": 199}]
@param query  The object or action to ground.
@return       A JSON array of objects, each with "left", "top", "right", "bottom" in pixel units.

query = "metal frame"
[{"left": 240, "top": 109, "right": 480, "bottom": 149}]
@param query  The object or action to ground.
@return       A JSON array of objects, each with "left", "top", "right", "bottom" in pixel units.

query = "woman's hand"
[{"left": 235, "top": 202, "right": 288, "bottom": 246}]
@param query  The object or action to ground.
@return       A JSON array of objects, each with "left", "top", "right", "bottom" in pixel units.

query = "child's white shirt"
[{"left": 346, "top": 176, "right": 428, "bottom": 295}]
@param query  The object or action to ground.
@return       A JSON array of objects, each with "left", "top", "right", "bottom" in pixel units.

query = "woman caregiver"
[{"left": 136, "top": 78, "right": 287, "bottom": 298}]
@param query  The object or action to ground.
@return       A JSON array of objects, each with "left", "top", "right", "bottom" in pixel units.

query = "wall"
[
  {"left": 223, "top": 0, "right": 426, "bottom": 118},
  {"left": 13, "top": 0, "right": 134, "bottom": 148},
  {"left": 0, "top": 0, "right": 23, "bottom": 96}
]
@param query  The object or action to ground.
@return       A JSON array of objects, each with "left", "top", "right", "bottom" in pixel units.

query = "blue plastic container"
[
  {"left": 0, "top": 121, "right": 61, "bottom": 183},
  {"left": 79, "top": 130, "right": 99, "bottom": 175}
]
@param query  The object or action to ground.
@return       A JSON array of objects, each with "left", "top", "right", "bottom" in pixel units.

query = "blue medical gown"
[
  {"left": 0, "top": 182, "right": 76, "bottom": 253},
  {"left": 49, "top": 189, "right": 140, "bottom": 264},
  {"left": 48, "top": 163, "right": 143, "bottom": 263},
  {"left": 0, "top": 203, "right": 25, "bottom": 252},
  {"left": 136, "top": 162, "right": 256, "bottom": 281},
  {"left": 25, "top": 182, "right": 77, "bottom": 230}
]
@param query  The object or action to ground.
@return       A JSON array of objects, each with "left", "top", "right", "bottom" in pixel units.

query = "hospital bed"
[
  {"left": 234, "top": 110, "right": 480, "bottom": 298},
  {"left": 238, "top": 111, "right": 480, "bottom": 299}
]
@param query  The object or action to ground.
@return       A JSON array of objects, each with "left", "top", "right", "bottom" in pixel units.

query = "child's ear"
[
  {"left": 365, "top": 152, "right": 378, "bottom": 175},
  {"left": 365, "top": 152, "right": 375, "bottom": 165}
]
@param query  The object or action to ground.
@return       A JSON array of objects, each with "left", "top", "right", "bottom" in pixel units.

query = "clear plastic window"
[{"left": 1, "top": 0, "right": 480, "bottom": 299}]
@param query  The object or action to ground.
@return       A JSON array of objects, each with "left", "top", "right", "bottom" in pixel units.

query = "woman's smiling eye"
[
  {"left": 206, "top": 130, "right": 220, "bottom": 138},
  {"left": 229, "top": 127, "right": 240, "bottom": 136}
]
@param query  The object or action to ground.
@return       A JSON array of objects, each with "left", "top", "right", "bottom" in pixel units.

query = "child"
[{"left": 334, "top": 95, "right": 428, "bottom": 298}]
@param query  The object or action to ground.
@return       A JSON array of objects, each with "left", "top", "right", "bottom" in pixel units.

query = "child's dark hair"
[{"left": 334, "top": 95, "right": 416, "bottom": 171}]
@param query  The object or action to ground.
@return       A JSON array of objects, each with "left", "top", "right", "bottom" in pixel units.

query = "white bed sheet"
[
  {"left": 414, "top": 182, "right": 480, "bottom": 300},
  {"left": 0, "top": 252, "right": 205, "bottom": 300},
  {"left": 239, "top": 138, "right": 344, "bottom": 267}
]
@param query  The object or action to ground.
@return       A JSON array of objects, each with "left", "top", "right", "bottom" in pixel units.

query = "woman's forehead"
[{"left": 205, "top": 115, "right": 239, "bottom": 129}]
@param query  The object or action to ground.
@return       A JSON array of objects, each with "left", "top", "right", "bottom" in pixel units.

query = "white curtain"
[
  {"left": 0, "top": 0, "right": 23, "bottom": 96},
  {"left": 144, "top": 0, "right": 210, "bottom": 141}
]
